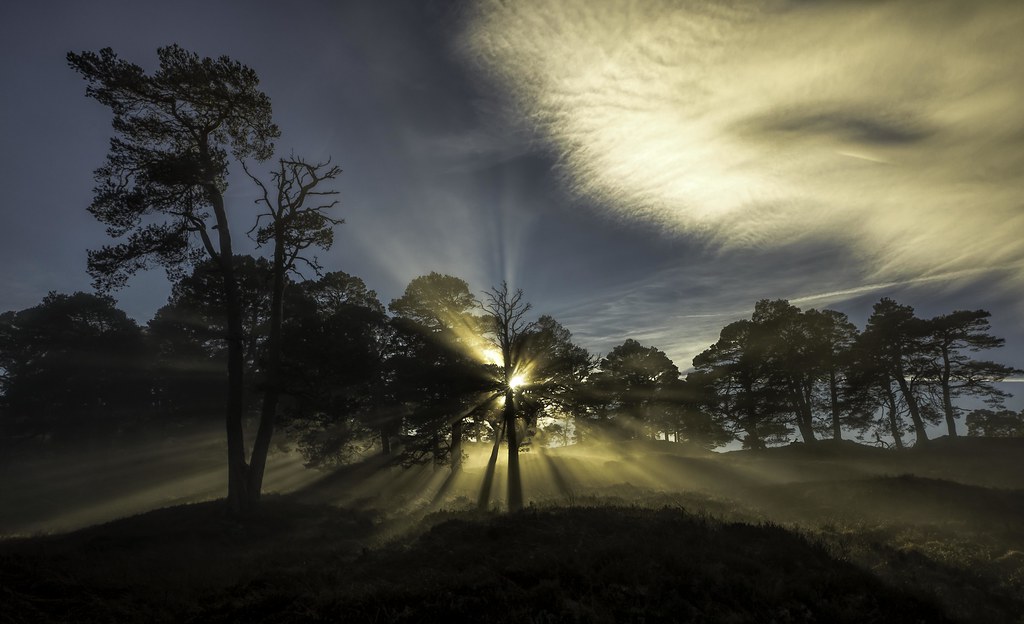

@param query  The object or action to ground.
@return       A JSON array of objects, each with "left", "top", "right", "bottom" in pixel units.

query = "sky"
[{"left": 1, "top": 0, "right": 1022, "bottom": 412}]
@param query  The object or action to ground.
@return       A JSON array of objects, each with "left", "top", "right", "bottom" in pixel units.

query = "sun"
[{"left": 509, "top": 374, "right": 527, "bottom": 389}]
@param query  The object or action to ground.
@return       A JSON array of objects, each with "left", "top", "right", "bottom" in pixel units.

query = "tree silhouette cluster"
[
  {"left": 64, "top": 45, "right": 348, "bottom": 513},
  {"left": 3, "top": 45, "right": 1020, "bottom": 516},
  {"left": 691, "top": 298, "right": 1021, "bottom": 449},
  {"left": 4, "top": 278, "right": 1018, "bottom": 465}
]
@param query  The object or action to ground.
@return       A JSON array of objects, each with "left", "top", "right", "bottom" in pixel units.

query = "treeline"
[
  {"left": 2, "top": 259, "right": 1020, "bottom": 463},
  {"left": 689, "top": 299, "right": 1021, "bottom": 449}
]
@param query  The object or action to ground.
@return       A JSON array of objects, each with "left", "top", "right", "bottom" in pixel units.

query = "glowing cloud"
[{"left": 461, "top": 0, "right": 1024, "bottom": 283}]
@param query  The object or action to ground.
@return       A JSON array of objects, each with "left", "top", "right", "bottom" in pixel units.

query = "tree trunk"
[
  {"left": 791, "top": 388, "right": 816, "bottom": 444},
  {"left": 940, "top": 347, "right": 958, "bottom": 437},
  {"left": 829, "top": 369, "right": 842, "bottom": 441},
  {"left": 477, "top": 421, "right": 505, "bottom": 510},
  {"left": 893, "top": 373, "right": 929, "bottom": 445},
  {"left": 246, "top": 239, "right": 287, "bottom": 504},
  {"left": 380, "top": 426, "right": 392, "bottom": 455},
  {"left": 884, "top": 385, "right": 905, "bottom": 450},
  {"left": 209, "top": 188, "right": 249, "bottom": 517},
  {"left": 451, "top": 417, "right": 464, "bottom": 472},
  {"left": 795, "top": 414, "right": 815, "bottom": 444},
  {"left": 743, "top": 417, "right": 765, "bottom": 449},
  {"left": 505, "top": 388, "right": 523, "bottom": 511}
]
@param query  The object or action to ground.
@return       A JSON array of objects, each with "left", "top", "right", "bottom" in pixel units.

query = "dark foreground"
[
  {"left": 0, "top": 501, "right": 955, "bottom": 624},
  {"left": 2, "top": 438, "right": 1023, "bottom": 623}
]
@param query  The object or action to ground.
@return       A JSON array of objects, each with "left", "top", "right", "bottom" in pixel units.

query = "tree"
[
  {"left": 0, "top": 293, "right": 151, "bottom": 438},
  {"left": 750, "top": 300, "right": 820, "bottom": 443},
  {"left": 691, "top": 320, "right": 789, "bottom": 449},
  {"left": 843, "top": 348, "right": 909, "bottom": 450},
  {"left": 244, "top": 156, "right": 343, "bottom": 499},
  {"left": 924, "top": 310, "right": 1021, "bottom": 437},
  {"left": 517, "top": 316, "right": 595, "bottom": 445},
  {"left": 390, "top": 272, "right": 479, "bottom": 335},
  {"left": 803, "top": 308, "right": 861, "bottom": 440},
  {"left": 859, "top": 298, "right": 936, "bottom": 445},
  {"left": 153, "top": 255, "right": 274, "bottom": 368},
  {"left": 587, "top": 339, "right": 683, "bottom": 440},
  {"left": 388, "top": 273, "right": 488, "bottom": 470},
  {"left": 479, "top": 282, "right": 536, "bottom": 511},
  {"left": 68, "top": 45, "right": 280, "bottom": 514},
  {"left": 280, "top": 273, "right": 389, "bottom": 467},
  {"left": 965, "top": 408, "right": 1024, "bottom": 437},
  {"left": 147, "top": 302, "right": 225, "bottom": 420},
  {"left": 145, "top": 255, "right": 287, "bottom": 431}
]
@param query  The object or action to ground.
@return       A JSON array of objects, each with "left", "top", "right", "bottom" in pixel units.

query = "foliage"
[
  {"left": 853, "top": 299, "right": 939, "bottom": 445},
  {"left": 68, "top": 44, "right": 282, "bottom": 513},
  {"left": 586, "top": 338, "right": 714, "bottom": 444},
  {"left": 280, "top": 273, "right": 390, "bottom": 466},
  {"left": 925, "top": 310, "right": 1022, "bottom": 436},
  {"left": 965, "top": 408, "right": 1024, "bottom": 437},
  {"left": 690, "top": 319, "right": 790, "bottom": 449},
  {"left": 67, "top": 45, "right": 279, "bottom": 290},
  {"left": 387, "top": 273, "right": 490, "bottom": 467},
  {"left": 517, "top": 315, "right": 595, "bottom": 445},
  {"left": 0, "top": 292, "right": 151, "bottom": 436}
]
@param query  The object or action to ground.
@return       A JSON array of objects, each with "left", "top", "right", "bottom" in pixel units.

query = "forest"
[
  {"left": 3, "top": 266, "right": 1022, "bottom": 471},
  {"left": 2, "top": 44, "right": 1024, "bottom": 623}
]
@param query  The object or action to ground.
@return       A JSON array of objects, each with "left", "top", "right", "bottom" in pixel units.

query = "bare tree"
[
  {"left": 479, "top": 282, "right": 535, "bottom": 511},
  {"left": 244, "top": 157, "right": 343, "bottom": 499}
]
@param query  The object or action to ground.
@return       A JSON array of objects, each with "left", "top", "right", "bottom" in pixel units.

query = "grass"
[
  {"left": 2, "top": 501, "right": 956, "bottom": 623},
  {"left": 2, "top": 437, "right": 1023, "bottom": 622}
]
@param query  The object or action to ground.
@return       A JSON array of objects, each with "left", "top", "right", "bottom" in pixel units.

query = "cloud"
[
  {"left": 546, "top": 244, "right": 1022, "bottom": 370},
  {"left": 460, "top": 0, "right": 1024, "bottom": 283}
]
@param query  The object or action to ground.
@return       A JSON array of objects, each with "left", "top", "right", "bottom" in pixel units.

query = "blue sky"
[{"left": 1, "top": 0, "right": 1021, "bottom": 414}]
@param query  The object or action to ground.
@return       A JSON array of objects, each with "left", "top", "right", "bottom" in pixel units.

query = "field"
[{"left": 2, "top": 437, "right": 1022, "bottom": 623}]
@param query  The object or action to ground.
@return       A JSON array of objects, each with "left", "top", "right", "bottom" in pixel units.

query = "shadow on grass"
[{"left": 2, "top": 502, "right": 955, "bottom": 623}]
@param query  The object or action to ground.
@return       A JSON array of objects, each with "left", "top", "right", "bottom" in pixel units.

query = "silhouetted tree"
[
  {"left": 68, "top": 45, "right": 280, "bottom": 514},
  {"left": 924, "top": 310, "right": 1020, "bottom": 437},
  {"left": 587, "top": 339, "right": 683, "bottom": 440},
  {"left": 479, "top": 282, "right": 535, "bottom": 511},
  {"left": 517, "top": 315, "right": 595, "bottom": 445},
  {"left": 153, "top": 255, "right": 274, "bottom": 370},
  {"left": 965, "top": 408, "right": 1024, "bottom": 437},
  {"left": 280, "top": 273, "right": 388, "bottom": 467},
  {"left": 803, "top": 308, "right": 861, "bottom": 440},
  {"left": 691, "top": 320, "right": 789, "bottom": 449},
  {"left": 844, "top": 350, "right": 909, "bottom": 450},
  {"left": 859, "top": 299, "right": 936, "bottom": 445},
  {"left": 750, "top": 300, "right": 821, "bottom": 443},
  {"left": 147, "top": 302, "right": 225, "bottom": 420},
  {"left": 244, "top": 156, "right": 343, "bottom": 498},
  {"left": 146, "top": 256, "right": 280, "bottom": 425},
  {"left": 0, "top": 293, "right": 151, "bottom": 438},
  {"left": 389, "top": 273, "right": 488, "bottom": 470}
]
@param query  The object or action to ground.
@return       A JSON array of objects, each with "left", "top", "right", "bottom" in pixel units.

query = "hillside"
[
  {"left": 2, "top": 437, "right": 1023, "bottom": 622},
  {"left": 0, "top": 501, "right": 961, "bottom": 623}
]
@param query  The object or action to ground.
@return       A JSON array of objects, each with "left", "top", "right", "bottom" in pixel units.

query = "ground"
[{"left": 1, "top": 436, "right": 1022, "bottom": 622}]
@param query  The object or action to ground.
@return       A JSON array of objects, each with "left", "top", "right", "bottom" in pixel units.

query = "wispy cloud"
[
  {"left": 461, "top": 0, "right": 1024, "bottom": 284},
  {"left": 549, "top": 249, "right": 1017, "bottom": 370}
]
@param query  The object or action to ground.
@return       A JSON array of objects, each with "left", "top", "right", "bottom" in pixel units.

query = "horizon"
[{"left": 2, "top": 2, "right": 1022, "bottom": 416}]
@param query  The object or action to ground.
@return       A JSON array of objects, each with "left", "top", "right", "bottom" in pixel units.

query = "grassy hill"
[
  {"left": 2, "top": 437, "right": 1023, "bottom": 622},
  {"left": 1, "top": 501, "right": 958, "bottom": 623}
]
